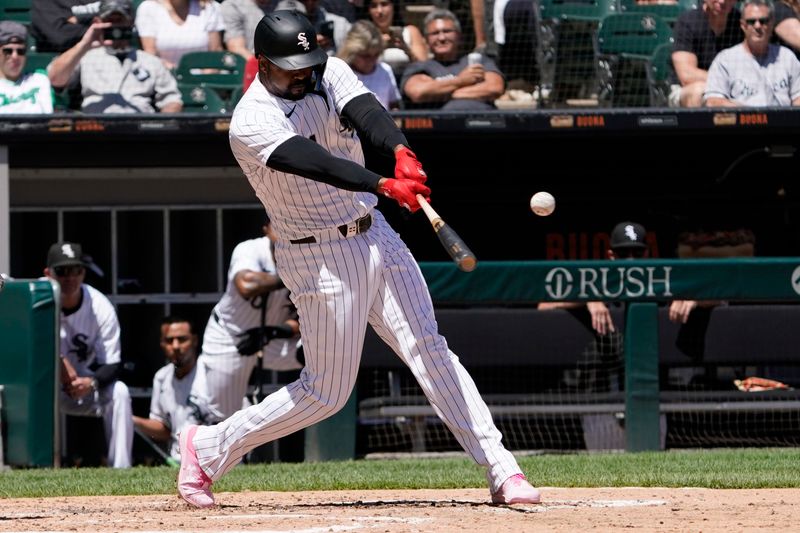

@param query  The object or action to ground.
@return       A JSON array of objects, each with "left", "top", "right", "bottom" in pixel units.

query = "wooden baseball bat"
[{"left": 416, "top": 194, "right": 477, "bottom": 272}]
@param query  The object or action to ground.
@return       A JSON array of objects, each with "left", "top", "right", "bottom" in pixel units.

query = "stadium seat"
[
  {"left": 594, "top": 13, "right": 673, "bottom": 107},
  {"left": 0, "top": 0, "right": 32, "bottom": 24},
  {"left": 174, "top": 51, "right": 245, "bottom": 94},
  {"left": 179, "top": 84, "right": 230, "bottom": 113},
  {"left": 618, "top": 0, "right": 698, "bottom": 24},
  {"left": 23, "top": 51, "right": 54, "bottom": 73},
  {"left": 229, "top": 85, "right": 244, "bottom": 108},
  {"left": 647, "top": 42, "right": 673, "bottom": 107},
  {"left": 536, "top": 0, "right": 618, "bottom": 106}
]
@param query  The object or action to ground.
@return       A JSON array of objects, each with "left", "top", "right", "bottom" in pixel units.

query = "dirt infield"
[{"left": 2, "top": 488, "right": 797, "bottom": 532}]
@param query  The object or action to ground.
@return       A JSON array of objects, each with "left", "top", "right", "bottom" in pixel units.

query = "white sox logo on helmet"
[{"left": 297, "top": 32, "right": 309, "bottom": 51}]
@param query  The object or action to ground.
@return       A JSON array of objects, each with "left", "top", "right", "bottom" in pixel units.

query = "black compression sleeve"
[
  {"left": 93, "top": 363, "right": 121, "bottom": 389},
  {"left": 268, "top": 136, "right": 382, "bottom": 192},
  {"left": 341, "top": 93, "right": 409, "bottom": 154}
]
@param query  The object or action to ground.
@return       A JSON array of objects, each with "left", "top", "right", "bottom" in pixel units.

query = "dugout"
[{"left": 1, "top": 110, "right": 800, "bottom": 464}]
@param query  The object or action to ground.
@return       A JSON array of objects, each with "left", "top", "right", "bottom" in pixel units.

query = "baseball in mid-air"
[{"left": 530, "top": 191, "right": 555, "bottom": 216}]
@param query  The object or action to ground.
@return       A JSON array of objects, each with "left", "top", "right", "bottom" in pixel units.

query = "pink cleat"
[
  {"left": 177, "top": 425, "right": 215, "bottom": 508},
  {"left": 491, "top": 474, "right": 541, "bottom": 505}
]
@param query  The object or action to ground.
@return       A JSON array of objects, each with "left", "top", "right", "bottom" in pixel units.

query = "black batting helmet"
[{"left": 254, "top": 10, "right": 328, "bottom": 71}]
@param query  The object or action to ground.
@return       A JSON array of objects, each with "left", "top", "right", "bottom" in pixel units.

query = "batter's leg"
[
  {"left": 190, "top": 236, "right": 379, "bottom": 481},
  {"left": 200, "top": 353, "right": 258, "bottom": 419},
  {"left": 366, "top": 216, "right": 525, "bottom": 495}
]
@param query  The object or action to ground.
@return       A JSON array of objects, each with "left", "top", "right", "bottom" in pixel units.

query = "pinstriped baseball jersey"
[
  {"left": 186, "top": 37, "right": 527, "bottom": 500},
  {"left": 60, "top": 284, "right": 121, "bottom": 377},
  {"left": 229, "top": 56, "right": 375, "bottom": 241}
]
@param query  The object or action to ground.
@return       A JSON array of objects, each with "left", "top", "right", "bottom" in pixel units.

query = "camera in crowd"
[{"left": 103, "top": 25, "right": 133, "bottom": 42}]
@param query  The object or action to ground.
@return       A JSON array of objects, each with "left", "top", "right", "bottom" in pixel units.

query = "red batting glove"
[
  {"left": 379, "top": 178, "right": 431, "bottom": 212},
  {"left": 394, "top": 146, "right": 427, "bottom": 183}
]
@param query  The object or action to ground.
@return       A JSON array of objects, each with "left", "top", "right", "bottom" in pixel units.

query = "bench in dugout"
[{"left": 357, "top": 305, "right": 800, "bottom": 454}]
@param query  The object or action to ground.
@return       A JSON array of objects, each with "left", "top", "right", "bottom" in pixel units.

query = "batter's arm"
[
  {"left": 268, "top": 136, "right": 383, "bottom": 192},
  {"left": 340, "top": 93, "right": 409, "bottom": 154}
]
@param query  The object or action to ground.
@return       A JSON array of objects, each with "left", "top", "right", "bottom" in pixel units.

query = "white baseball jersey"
[
  {"left": 149, "top": 362, "right": 221, "bottom": 459},
  {"left": 58, "top": 283, "right": 132, "bottom": 468},
  {"left": 202, "top": 235, "right": 299, "bottom": 366},
  {"left": 200, "top": 235, "right": 301, "bottom": 418},
  {"left": 193, "top": 55, "right": 523, "bottom": 496},
  {"left": 229, "top": 56, "right": 375, "bottom": 242},
  {"left": 60, "top": 283, "right": 121, "bottom": 377}
]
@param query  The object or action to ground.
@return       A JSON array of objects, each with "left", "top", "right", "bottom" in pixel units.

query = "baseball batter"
[
  {"left": 199, "top": 218, "right": 301, "bottom": 419},
  {"left": 45, "top": 241, "right": 133, "bottom": 468},
  {"left": 178, "top": 10, "right": 539, "bottom": 507}
]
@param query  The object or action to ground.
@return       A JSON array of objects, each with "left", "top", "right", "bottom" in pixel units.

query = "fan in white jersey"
[
  {"left": 177, "top": 10, "right": 540, "bottom": 507},
  {"left": 134, "top": 316, "right": 222, "bottom": 461},
  {"left": 0, "top": 21, "right": 54, "bottom": 114},
  {"left": 198, "top": 217, "right": 301, "bottom": 419},
  {"left": 44, "top": 242, "right": 133, "bottom": 468}
]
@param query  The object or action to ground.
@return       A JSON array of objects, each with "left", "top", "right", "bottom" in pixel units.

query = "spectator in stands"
[
  {"left": 293, "top": 0, "right": 351, "bottom": 55},
  {"left": 0, "top": 21, "right": 54, "bottom": 114},
  {"left": 321, "top": 0, "right": 357, "bottom": 22},
  {"left": 441, "top": 0, "right": 487, "bottom": 54},
  {"left": 671, "top": 0, "right": 742, "bottom": 107},
  {"left": 338, "top": 20, "right": 401, "bottom": 109},
  {"left": 668, "top": 0, "right": 800, "bottom": 105},
  {"left": 48, "top": 0, "right": 183, "bottom": 113},
  {"left": 32, "top": 0, "right": 96, "bottom": 53},
  {"left": 492, "top": 0, "right": 538, "bottom": 91},
  {"left": 704, "top": 0, "right": 800, "bottom": 106},
  {"left": 400, "top": 9, "right": 504, "bottom": 110},
  {"left": 44, "top": 241, "right": 133, "bottom": 468},
  {"left": 133, "top": 316, "right": 222, "bottom": 462},
  {"left": 198, "top": 218, "right": 302, "bottom": 418},
  {"left": 365, "top": 0, "right": 428, "bottom": 77},
  {"left": 135, "top": 0, "right": 225, "bottom": 71},
  {"left": 220, "top": 0, "right": 272, "bottom": 61}
]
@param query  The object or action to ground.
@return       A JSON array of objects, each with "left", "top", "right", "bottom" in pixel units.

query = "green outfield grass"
[{"left": 1, "top": 448, "right": 798, "bottom": 499}]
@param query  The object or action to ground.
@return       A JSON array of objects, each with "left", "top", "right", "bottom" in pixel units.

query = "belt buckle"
[{"left": 345, "top": 221, "right": 357, "bottom": 238}]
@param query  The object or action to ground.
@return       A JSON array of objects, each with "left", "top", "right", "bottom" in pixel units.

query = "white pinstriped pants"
[{"left": 193, "top": 210, "right": 522, "bottom": 493}]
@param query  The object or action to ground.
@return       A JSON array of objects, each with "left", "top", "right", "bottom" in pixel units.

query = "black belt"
[{"left": 290, "top": 213, "right": 372, "bottom": 244}]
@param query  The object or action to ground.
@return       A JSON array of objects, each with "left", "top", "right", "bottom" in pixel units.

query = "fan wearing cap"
[
  {"left": 48, "top": 0, "right": 183, "bottom": 113},
  {"left": 0, "top": 21, "right": 54, "bottom": 114},
  {"left": 44, "top": 241, "right": 133, "bottom": 468}
]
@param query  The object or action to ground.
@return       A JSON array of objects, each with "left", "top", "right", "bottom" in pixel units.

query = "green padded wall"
[{"left": 0, "top": 279, "right": 59, "bottom": 466}]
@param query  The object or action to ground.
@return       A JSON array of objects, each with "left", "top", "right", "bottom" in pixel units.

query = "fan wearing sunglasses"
[
  {"left": 44, "top": 241, "right": 133, "bottom": 468},
  {"left": 705, "top": 0, "right": 800, "bottom": 106},
  {"left": 0, "top": 20, "right": 54, "bottom": 114}
]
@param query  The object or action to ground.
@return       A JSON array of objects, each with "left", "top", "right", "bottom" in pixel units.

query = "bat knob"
[{"left": 459, "top": 257, "right": 477, "bottom": 272}]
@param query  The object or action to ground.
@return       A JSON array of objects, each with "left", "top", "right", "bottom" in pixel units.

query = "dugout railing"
[{"left": 357, "top": 258, "right": 800, "bottom": 454}]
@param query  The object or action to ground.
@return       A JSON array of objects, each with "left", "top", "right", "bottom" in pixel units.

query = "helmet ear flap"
[{"left": 311, "top": 62, "right": 327, "bottom": 91}]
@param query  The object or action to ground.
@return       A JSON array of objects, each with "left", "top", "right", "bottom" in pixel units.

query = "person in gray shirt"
[
  {"left": 705, "top": 0, "right": 800, "bottom": 106},
  {"left": 220, "top": 0, "right": 272, "bottom": 61}
]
